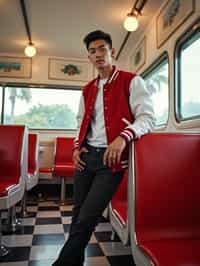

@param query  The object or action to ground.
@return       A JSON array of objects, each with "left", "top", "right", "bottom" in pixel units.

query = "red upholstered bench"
[
  {"left": 109, "top": 170, "right": 129, "bottom": 245},
  {"left": 129, "top": 133, "right": 200, "bottom": 266},
  {"left": 39, "top": 167, "right": 53, "bottom": 174},
  {"left": 52, "top": 137, "right": 75, "bottom": 203},
  {"left": 0, "top": 125, "right": 27, "bottom": 256},
  {"left": 21, "top": 133, "right": 39, "bottom": 217},
  {"left": 0, "top": 125, "right": 27, "bottom": 208},
  {"left": 26, "top": 133, "right": 39, "bottom": 191}
]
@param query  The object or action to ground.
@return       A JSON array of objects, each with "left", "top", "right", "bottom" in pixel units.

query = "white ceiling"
[{"left": 0, "top": 0, "right": 165, "bottom": 60}]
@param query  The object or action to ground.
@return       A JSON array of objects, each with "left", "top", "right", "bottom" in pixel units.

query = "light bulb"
[
  {"left": 124, "top": 13, "right": 139, "bottom": 32},
  {"left": 24, "top": 44, "right": 37, "bottom": 57}
]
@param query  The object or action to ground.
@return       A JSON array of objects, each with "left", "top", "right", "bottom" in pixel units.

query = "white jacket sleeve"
[
  {"left": 74, "top": 94, "right": 85, "bottom": 149},
  {"left": 120, "top": 76, "right": 155, "bottom": 141}
]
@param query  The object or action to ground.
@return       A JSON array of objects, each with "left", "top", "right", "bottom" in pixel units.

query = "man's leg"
[
  {"left": 52, "top": 148, "right": 124, "bottom": 266},
  {"left": 76, "top": 147, "right": 124, "bottom": 227},
  {"left": 78, "top": 166, "right": 124, "bottom": 226},
  {"left": 71, "top": 166, "right": 94, "bottom": 226},
  {"left": 54, "top": 167, "right": 124, "bottom": 266},
  {"left": 52, "top": 157, "right": 94, "bottom": 266}
]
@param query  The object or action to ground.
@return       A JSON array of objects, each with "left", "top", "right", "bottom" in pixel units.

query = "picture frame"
[
  {"left": 156, "top": 0, "right": 195, "bottom": 48},
  {"left": 131, "top": 36, "right": 146, "bottom": 73},
  {"left": 48, "top": 58, "right": 93, "bottom": 82},
  {"left": 0, "top": 56, "right": 32, "bottom": 79}
]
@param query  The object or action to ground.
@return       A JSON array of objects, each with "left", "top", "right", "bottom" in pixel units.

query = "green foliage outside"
[
  {"left": 14, "top": 104, "right": 77, "bottom": 129},
  {"left": 8, "top": 87, "right": 31, "bottom": 123},
  {"left": 5, "top": 87, "right": 77, "bottom": 129},
  {"left": 5, "top": 103, "right": 77, "bottom": 129}
]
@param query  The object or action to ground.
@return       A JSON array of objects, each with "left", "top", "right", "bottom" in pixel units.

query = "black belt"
[{"left": 86, "top": 143, "right": 107, "bottom": 153}]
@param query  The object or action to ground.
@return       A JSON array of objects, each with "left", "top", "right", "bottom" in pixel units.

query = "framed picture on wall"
[
  {"left": 48, "top": 58, "right": 93, "bottom": 82},
  {"left": 0, "top": 56, "right": 32, "bottom": 78},
  {"left": 131, "top": 37, "right": 146, "bottom": 73},
  {"left": 156, "top": 0, "right": 195, "bottom": 48}
]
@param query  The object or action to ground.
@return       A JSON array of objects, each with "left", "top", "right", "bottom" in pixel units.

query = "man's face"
[{"left": 87, "top": 39, "right": 115, "bottom": 69}]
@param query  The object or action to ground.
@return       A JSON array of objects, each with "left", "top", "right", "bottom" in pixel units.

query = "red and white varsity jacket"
[{"left": 74, "top": 66, "right": 155, "bottom": 172}]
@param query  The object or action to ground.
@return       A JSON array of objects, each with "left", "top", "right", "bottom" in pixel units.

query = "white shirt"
[
  {"left": 76, "top": 75, "right": 155, "bottom": 147},
  {"left": 87, "top": 78, "right": 108, "bottom": 147}
]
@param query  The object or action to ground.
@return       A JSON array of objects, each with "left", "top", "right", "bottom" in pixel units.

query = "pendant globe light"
[
  {"left": 124, "top": 12, "right": 139, "bottom": 32},
  {"left": 20, "top": 0, "right": 37, "bottom": 57}
]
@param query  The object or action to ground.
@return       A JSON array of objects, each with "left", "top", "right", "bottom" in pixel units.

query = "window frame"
[
  {"left": 174, "top": 17, "right": 200, "bottom": 123},
  {"left": 0, "top": 82, "right": 82, "bottom": 131},
  {"left": 0, "top": 85, "right": 4, "bottom": 124},
  {"left": 142, "top": 51, "right": 170, "bottom": 129}
]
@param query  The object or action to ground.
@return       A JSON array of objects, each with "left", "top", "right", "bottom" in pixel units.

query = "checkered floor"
[{"left": 0, "top": 199, "right": 135, "bottom": 266}]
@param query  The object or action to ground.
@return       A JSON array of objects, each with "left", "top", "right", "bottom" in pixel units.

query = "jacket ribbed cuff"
[{"left": 120, "top": 128, "right": 136, "bottom": 143}]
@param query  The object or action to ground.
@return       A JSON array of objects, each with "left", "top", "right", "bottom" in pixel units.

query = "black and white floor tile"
[{"left": 0, "top": 200, "right": 135, "bottom": 266}]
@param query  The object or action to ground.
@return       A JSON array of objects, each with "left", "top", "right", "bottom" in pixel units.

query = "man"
[{"left": 53, "top": 30, "right": 155, "bottom": 266}]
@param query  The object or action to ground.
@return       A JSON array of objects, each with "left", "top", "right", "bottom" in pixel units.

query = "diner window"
[
  {"left": 4, "top": 86, "right": 82, "bottom": 130},
  {"left": 143, "top": 56, "right": 169, "bottom": 127},
  {"left": 176, "top": 26, "right": 200, "bottom": 121},
  {"left": 0, "top": 86, "right": 2, "bottom": 123}
]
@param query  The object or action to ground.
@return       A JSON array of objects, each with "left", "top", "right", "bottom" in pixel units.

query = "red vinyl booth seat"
[
  {"left": 109, "top": 170, "right": 129, "bottom": 245},
  {"left": 0, "top": 181, "right": 17, "bottom": 197},
  {"left": 111, "top": 171, "right": 128, "bottom": 226},
  {"left": 26, "top": 133, "right": 39, "bottom": 191},
  {"left": 0, "top": 125, "right": 27, "bottom": 209},
  {"left": 53, "top": 137, "right": 75, "bottom": 178},
  {"left": 53, "top": 137, "right": 75, "bottom": 202},
  {"left": 39, "top": 167, "right": 52, "bottom": 174},
  {"left": 53, "top": 163, "right": 74, "bottom": 177},
  {"left": 131, "top": 133, "right": 200, "bottom": 266},
  {"left": 140, "top": 240, "right": 200, "bottom": 266},
  {"left": 28, "top": 134, "right": 37, "bottom": 175}
]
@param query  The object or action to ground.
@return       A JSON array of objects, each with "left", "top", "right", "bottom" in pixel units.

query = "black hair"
[{"left": 83, "top": 30, "right": 112, "bottom": 50}]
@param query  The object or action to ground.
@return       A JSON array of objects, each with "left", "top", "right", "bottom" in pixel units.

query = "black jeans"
[{"left": 52, "top": 144, "right": 124, "bottom": 266}]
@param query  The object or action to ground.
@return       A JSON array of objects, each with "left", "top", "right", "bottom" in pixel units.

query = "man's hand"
[
  {"left": 73, "top": 147, "right": 88, "bottom": 171},
  {"left": 103, "top": 136, "right": 126, "bottom": 167}
]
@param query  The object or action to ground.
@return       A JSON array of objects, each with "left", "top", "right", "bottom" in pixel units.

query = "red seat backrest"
[
  {"left": 54, "top": 137, "right": 74, "bottom": 165},
  {"left": 28, "top": 133, "right": 38, "bottom": 173},
  {"left": 112, "top": 170, "right": 128, "bottom": 202},
  {"left": 0, "top": 125, "right": 25, "bottom": 183},
  {"left": 134, "top": 133, "right": 200, "bottom": 243}
]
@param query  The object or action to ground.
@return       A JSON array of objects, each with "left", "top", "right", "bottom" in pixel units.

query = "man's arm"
[
  {"left": 104, "top": 75, "right": 155, "bottom": 167},
  {"left": 73, "top": 95, "right": 88, "bottom": 171},
  {"left": 120, "top": 75, "right": 155, "bottom": 142},
  {"left": 73, "top": 95, "right": 84, "bottom": 150}
]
